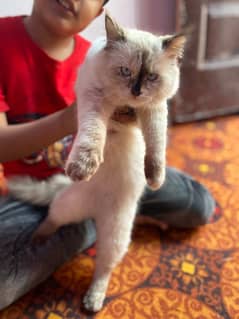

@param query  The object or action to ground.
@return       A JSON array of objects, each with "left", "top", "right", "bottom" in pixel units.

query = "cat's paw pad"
[
  {"left": 147, "top": 175, "right": 165, "bottom": 190},
  {"left": 66, "top": 148, "right": 103, "bottom": 182},
  {"left": 83, "top": 291, "right": 105, "bottom": 312},
  {"left": 145, "top": 157, "right": 165, "bottom": 190}
]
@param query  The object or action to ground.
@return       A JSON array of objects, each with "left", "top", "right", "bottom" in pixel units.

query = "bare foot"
[{"left": 135, "top": 215, "right": 168, "bottom": 231}]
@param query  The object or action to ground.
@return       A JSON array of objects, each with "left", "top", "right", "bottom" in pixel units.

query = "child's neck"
[{"left": 24, "top": 17, "right": 75, "bottom": 62}]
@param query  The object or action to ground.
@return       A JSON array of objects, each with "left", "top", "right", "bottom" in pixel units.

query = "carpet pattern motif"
[{"left": 0, "top": 116, "right": 238, "bottom": 319}]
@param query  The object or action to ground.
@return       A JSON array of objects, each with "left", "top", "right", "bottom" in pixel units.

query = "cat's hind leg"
[
  {"left": 83, "top": 204, "right": 137, "bottom": 312},
  {"left": 32, "top": 216, "right": 57, "bottom": 242},
  {"left": 32, "top": 184, "right": 88, "bottom": 241}
]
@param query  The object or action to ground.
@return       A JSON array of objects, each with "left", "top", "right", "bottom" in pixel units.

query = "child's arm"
[
  {"left": 0, "top": 104, "right": 77, "bottom": 162},
  {"left": 138, "top": 101, "right": 168, "bottom": 190}
]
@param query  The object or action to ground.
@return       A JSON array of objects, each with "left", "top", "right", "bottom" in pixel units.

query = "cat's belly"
[
  {"left": 96, "top": 126, "right": 145, "bottom": 194},
  {"left": 63, "top": 126, "right": 146, "bottom": 219},
  {"left": 103, "top": 126, "right": 145, "bottom": 191}
]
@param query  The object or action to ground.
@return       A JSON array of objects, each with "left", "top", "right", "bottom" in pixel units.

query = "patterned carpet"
[{"left": 0, "top": 115, "right": 238, "bottom": 319}]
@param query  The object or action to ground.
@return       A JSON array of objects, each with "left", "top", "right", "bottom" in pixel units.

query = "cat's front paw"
[
  {"left": 66, "top": 147, "right": 103, "bottom": 182},
  {"left": 145, "top": 156, "right": 166, "bottom": 190},
  {"left": 83, "top": 290, "right": 105, "bottom": 312},
  {"left": 147, "top": 174, "right": 165, "bottom": 190}
]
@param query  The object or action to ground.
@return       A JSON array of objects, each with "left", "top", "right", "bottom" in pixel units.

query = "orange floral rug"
[{"left": 0, "top": 115, "right": 238, "bottom": 319}]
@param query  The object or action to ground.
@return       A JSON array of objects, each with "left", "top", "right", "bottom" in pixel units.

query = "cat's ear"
[
  {"left": 162, "top": 34, "right": 186, "bottom": 59},
  {"left": 105, "top": 13, "right": 125, "bottom": 43}
]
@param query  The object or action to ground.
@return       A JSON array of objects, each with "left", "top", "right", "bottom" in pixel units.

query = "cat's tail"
[{"left": 7, "top": 174, "right": 72, "bottom": 206}]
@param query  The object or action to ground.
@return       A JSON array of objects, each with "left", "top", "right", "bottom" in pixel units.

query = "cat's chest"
[{"left": 111, "top": 105, "right": 137, "bottom": 124}]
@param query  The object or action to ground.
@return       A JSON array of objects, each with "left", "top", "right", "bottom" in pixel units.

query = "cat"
[{"left": 8, "top": 14, "right": 186, "bottom": 312}]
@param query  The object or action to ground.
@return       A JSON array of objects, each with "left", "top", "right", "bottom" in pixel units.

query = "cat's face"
[{"left": 102, "top": 14, "right": 186, "bottom": 107}]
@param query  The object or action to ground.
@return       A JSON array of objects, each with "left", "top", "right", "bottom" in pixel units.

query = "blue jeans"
[{"left": 0, "top": 167, "right": 215, "bottom": 309}]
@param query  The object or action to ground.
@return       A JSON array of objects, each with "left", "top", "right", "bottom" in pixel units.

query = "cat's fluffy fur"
[{"left": 8, "top": 14, "right": 185, "bottom": 312}]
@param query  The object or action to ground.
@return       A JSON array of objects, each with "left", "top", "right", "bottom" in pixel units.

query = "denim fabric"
[
  {"left": 139, "top": 167, "right": 215, "bottom": 228},
  {"left": 0, "top": 167, "right": 215, "bottom": 309}
]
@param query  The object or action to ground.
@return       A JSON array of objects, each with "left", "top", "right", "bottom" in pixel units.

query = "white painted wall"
[
  {"left": 83, "top": 0, "right": 138, "bottom": 40},
  {"left": 0, "top": 0, "right": 137, "bottom": 40},
  {"left": 0, "top": 0, "right": 33, "bottom": 17},
  {"left": 0, "top": 1, "right": 175, "bottom": 41}
]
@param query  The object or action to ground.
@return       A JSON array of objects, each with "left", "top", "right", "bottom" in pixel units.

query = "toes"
[
  {"left": 66, "top": 148, "right": 103, "bottom": 182},
  {"left": 83, "top": 291, "right": 105, "bottom": 312},
  {"left": 147, "top": 178, "right": 165, "bottom": 190}
]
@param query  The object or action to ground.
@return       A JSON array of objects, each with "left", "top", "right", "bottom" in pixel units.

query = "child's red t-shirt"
[{"left": 0, "top": 16, "right": 91, "bottom": 179}]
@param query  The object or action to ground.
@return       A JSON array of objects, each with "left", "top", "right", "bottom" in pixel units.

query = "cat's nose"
[{"left": 131, "top": 85, "right": 142, "bottom": 97}]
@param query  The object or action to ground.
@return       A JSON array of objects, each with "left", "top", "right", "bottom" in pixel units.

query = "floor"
[{"left": 0, "top": 115, "right": 238, "bottom": 319}]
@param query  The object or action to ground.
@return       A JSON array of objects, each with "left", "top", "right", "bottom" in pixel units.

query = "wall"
[
  {"left": 0, "top": 0, "right": 32, "bottom": 17},
  {"left": 136, "top": 0, "right": 176, "bottom": 34},
  {"left": 83, "top": 0, "right": 138, "bottom": 40},
  {"left": 0, "top": 0, "right": 175, "bottom": 41}
]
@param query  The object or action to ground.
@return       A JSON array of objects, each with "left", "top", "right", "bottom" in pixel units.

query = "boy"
[{"left": 0, "top": 0, "right": 215, "bottom": 309}]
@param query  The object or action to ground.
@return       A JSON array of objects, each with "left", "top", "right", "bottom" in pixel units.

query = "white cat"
[{"left": 8, "top": 14, "right": 185, "bottom": 312}]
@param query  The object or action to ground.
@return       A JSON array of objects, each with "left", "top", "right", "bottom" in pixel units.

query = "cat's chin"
[{"left": 131, "top": 98, "right": 152, "bottom": 108}]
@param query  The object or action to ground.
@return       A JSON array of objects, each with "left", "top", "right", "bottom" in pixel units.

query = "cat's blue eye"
[
  {"left": 120, "top": 66, "right": 131, "bottom": 77},
  {"left": 147, "top": 73, "right": 158, "bottom": 81}
]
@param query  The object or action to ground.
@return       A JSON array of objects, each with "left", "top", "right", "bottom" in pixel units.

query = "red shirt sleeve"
[{"left": 0, "top": 86, "right": 9, "bottom": 112}]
